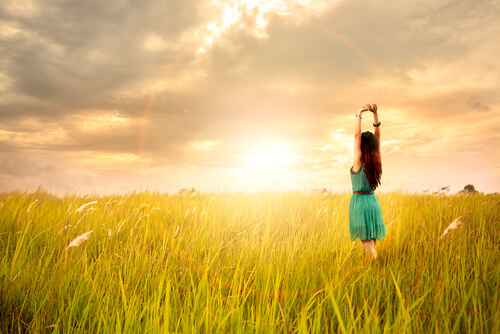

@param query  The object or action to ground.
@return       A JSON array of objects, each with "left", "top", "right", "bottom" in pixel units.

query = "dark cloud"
[
  {"left": 468, "top": 96, "right": 490, "bottom": 112},
  {"left": 1, "top": 0, "right": 204, "bottom": 115},
  {"left": 0, "top": 156, "right": 43, "bottom": 177}
]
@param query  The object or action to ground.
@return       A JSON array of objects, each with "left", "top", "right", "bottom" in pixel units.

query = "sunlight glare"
[
  {"left": 193, "top": 141, "right": 217, "bottom": 150},
  {"left": 233, "top": 142, "right": 298, "bottom": 190},
  {"left": 202, "top": 0, "right": 338, "bottom": 50},
  {"left": 89, "top": 153, "right": 151, "bottom": 166},
  {"left": 247, "top": 142, "right": 294, "bottom": 170},
  {"left": 81, "top": 113, "right": 128, "bottom": 132}
]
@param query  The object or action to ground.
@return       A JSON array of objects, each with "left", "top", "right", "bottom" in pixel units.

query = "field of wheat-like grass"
[{"left": 0, "top": 190, "right": 499, "bottom": 333}]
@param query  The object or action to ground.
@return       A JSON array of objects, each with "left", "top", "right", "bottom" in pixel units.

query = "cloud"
[
  {"left": 0, "top": 156, "right": 52, "bottom": 178},
  {"left": 1, "top": 0, "right": 205, "bottom": 110},
  {"left": 0, "top": 0, "right": 499, "bottom": 193}
]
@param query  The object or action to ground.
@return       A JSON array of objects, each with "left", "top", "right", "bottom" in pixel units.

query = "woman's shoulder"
[{"left": 350, "top": 164, "right": 363, "bottom": 175}]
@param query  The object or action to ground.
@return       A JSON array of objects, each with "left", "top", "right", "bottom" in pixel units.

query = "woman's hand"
[
  {"left": 358, "top": 104, "right": 371, "bottom": 114},
  {"left": 358, "top": 103, "right": 377, "bottom": 114}
]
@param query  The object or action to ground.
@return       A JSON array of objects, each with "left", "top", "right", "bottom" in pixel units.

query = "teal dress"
[{"left": 349, "top": 165, "right": 386, "bottom": 241}]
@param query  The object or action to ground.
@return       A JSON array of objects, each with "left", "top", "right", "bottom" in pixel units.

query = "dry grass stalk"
[
  {"left": 58, "top": 225, "right": 71, "bottom": 234},
  {"left": 76, "top": 201, "right": 98, "bottom": 213},
  {"left": 65, "top": 230, "right": 93, "bottom": 250},
  {"left": 440, "top": 216, "right": 462, "bottom": 240},
  {"left": 26, "top": 199, "right": 39, "bottom": 212}
]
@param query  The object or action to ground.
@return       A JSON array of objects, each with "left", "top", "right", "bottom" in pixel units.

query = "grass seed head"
[
  {"left": 440, "top": 216, "right": 462, "bottom": 240},
  {"left": 76, "top": 201, "right": 98, "bottom": 213},
  {"left": 65, "top": 230, "right": 93, "bottom": 250}
]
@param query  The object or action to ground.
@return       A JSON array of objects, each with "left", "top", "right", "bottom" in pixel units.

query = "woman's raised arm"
[
  {"left": 353, "top": 104, "right": 372, "bottom": 173},
  {"left": 371, "top": 104, "right": 380, "bottom": 144},
  {"left": 370, "top": 104, "right": 381, "bottom": 157}
]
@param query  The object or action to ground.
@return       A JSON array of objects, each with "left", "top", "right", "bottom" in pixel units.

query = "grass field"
[{"left": 0, "top": 190, "right": 499, "bottom": 333}]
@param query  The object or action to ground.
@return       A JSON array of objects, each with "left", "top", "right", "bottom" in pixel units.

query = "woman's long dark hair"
[{"left": 361, "top": 131, "right": 382, "bottom": 190}]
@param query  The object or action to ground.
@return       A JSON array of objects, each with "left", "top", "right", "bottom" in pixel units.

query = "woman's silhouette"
[{"left": 350, "top": 103, "right": 386, "bottom": 259}]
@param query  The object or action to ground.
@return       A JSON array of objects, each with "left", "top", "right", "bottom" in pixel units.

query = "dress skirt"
[{"left": 349, "top": 193, "right": 386, "bottom": 241}]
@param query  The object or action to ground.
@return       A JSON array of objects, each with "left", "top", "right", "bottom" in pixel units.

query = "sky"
[{"left": 1, "top": 0, "right": 499, "bottom": 195}]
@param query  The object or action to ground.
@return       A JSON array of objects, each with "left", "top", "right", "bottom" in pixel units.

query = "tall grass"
[{"left": 0, "top": 190, "right": 498, "bottom": 333}]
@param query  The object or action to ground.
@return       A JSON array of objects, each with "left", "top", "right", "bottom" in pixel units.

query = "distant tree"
[
  {"left": 458, "top": 184, "right": 477, "bottom": 195},
  {"left": 178, "top": 188, "right": 197, "bottom": 194},
  {"left": 464, "top": 184, "right": 476, "bottom": 193}
]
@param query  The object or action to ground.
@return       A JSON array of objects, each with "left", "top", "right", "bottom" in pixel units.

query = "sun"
[
  {"left": 233, "top": 142, "right": 297, "bottom": 190},
  {"left": 246, "top": 142, "right": 294, "bottom": 170}
]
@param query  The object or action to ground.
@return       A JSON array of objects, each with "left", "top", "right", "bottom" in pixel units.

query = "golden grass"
[{"left": 0, "top": 190, "right": 498, "bottom": 333}]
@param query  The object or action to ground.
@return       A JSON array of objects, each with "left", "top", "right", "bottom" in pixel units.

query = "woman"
[{"left": 349, "top": 103, "right": 386, "bottom": 259}]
